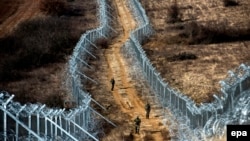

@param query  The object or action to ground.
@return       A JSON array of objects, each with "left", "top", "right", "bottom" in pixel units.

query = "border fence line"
[
  {"left": 0, "top": 0, "right": 115, "bottom": 140},
  {"left": 1, "top": 0, "right": 250, "bottom": 140},
  {"left": 124, "top": 0, "right": 250, "bottom": 139}
]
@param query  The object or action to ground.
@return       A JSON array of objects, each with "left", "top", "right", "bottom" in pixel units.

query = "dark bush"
[
  {"left": 63, "top": 8, "right": 83, "bottom": 17},
  {"left": 167, "top": 0, "right": 181, "bottom": 23},
  {"left": 0, "top": 61, "right": 26, "bottom": 82},
  {"left": 13, "top": 88, "right": 36, "bottom": 104},
  {"left": 45, "top": 94, "right": 64, "bottom": 108},
  {"left": 12, "top": 17, "right": 74, "bottom": 68},
  {"left": 167, "top": 52, "right": 197, "bottom": 61},
  {"left": 178, "top": 21, "right": 250, "bottom": 44},
  {"left": 223, "top": 0, "right": 239, "bottom": 7},
  {"left": 96, "top": 38, "right": 109, "bottom": 49},
  {"left": 40, "top": 0, "right": 66, "bottom": 16},
  {"left": 0, "top": 36, "right": 19, "bottom": 54}
]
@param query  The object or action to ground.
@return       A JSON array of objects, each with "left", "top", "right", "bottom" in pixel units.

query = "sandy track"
[
  {"left": 0, "top": 0, "right": 41, "bottom": 37},
  {"left": 103, "top": 0, "right": 165, "bottom": 140}
]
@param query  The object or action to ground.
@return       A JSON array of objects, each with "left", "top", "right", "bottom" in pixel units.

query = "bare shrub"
[
  {"left": 13, "top": 88, "right": 36, "bottom": 104},
  {"left": 45, "top": 93, "right": 64, "bottom": 108},
  {"left": 167, "top": 0, "right": 181, "bottom": 23},
  {"left": 167, "top": 52, "right": 198, "bottom": 62},
  {"left": 177, "top": 21, "right": 250, "bottom": 44},
  {"left": 0, "top": 63, "right": 26, "bottom": 82},
  {"left": 223, "top": 0, "right": 239, "bottom": 7},
  {"left": 40, "top": 0, "right": 66, "bottom": 16},
  {"left": 96, "top": 38, "right": 109, "bottom": 49},
  {"left": 64, "top": 100, "right": 76, "bottom": 110}
]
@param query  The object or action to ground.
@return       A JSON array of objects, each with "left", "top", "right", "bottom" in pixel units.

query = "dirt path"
[
  {"left": 104, "top": 0, "right": 165, "bottom": 140},
  {"left": 0, "top": 0, "right": 41, "bottom": 37}
]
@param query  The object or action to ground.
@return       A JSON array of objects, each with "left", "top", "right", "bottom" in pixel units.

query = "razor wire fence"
[
  {"left": 0, "top": 0, "right": 116, "bottom": 140},
  {"left": 0, "top": 92, "right": 98, "bottom": 141},
  {"left": 68, "top": 0, "right": 114, "bottom": 106},
  {"left": 124, "top": 0, "right": 250, "bottom": 140}
]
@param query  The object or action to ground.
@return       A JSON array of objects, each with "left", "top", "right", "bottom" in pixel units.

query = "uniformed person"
[
  {"left": 134, "top": 116, "right": 141, "bottom": 134},
  {"left": 110, "top": 78, "right": 115, "bottom": 91},
  {"left": 145, "top": 102, "right": 151, "bottom": 119}
]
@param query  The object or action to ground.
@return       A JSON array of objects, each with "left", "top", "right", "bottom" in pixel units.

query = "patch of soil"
[
  {"left": 0, "top": 0, "right": 43, "bottom": 37},
  {"left": 0, "top": 0, "right": 20, "bottom": 25}
]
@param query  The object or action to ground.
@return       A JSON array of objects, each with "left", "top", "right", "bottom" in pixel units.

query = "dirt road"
[
  {"left": 103, "top": 0, "right": 166, "bottom": 140},
  {"left": 0, "top": 0, "right": 41, "bottom": 37}
]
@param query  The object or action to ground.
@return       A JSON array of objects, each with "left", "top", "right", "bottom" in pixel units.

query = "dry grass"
[
  {"left": 0, "top": 63, "right": 70, "bottom": 108},
  {"left": 140, "top": 0, "right": 250, "bottom": 104}
]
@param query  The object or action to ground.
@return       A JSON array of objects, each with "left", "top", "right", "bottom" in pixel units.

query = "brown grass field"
[{"left": 140, "top": 0, "right": 250, "bottom": 104}]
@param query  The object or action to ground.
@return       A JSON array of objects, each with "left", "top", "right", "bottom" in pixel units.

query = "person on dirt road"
[
  {"left": 134, "top": 116, "right": 141, "bottom": 134},
  {"left": 110, "top": 78, "right": 115, "bottom": 91},
  {"left": 145, "top": 102, "right": 151, "bottom": 119}
]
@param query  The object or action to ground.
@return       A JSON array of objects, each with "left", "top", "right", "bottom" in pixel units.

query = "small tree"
[
  {"left": 223, "top": 0, "right": 239, "bottom": 7},
  {"left": 96, "top": 38, "right": 109, "bottom": 49},
  {"left": 40, "top": 0, "right": 66, "bottom": 16},
  {"left": 167, "top": 0, "right": 181, "bottom": 23},
  {"left": 45, "top": 94, "right": 65, "bottom": 108}
]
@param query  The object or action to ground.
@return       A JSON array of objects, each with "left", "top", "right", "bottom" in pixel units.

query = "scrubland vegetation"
[
  {"left": 0, "top": 0, "right": 97, "bottom": 107},
  {"left": 0, "top": 17, "right": 76, "bottom": 82},
  {"left": 140, "top": 0, "right": 250, "bottom": 104}
]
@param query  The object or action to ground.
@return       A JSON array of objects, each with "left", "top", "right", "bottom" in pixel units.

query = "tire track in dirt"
[
  {"left": 0, "top": 0, "right": 41, "bottom": 37},
  {"left": 105, "top": 0, "right": 164, "bottom": 140}
]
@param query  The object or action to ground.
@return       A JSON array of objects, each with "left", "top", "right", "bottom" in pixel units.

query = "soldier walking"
[
  {"left": 145, "top": 102, "right": 151, "bottom": 119},
  {"left": 134, "top": 116, "right": 141, "bottom": 134},
  {"left": 110, "top": 77, "right": 115, "bottom": 91}
]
